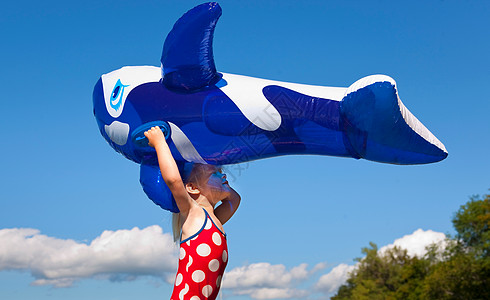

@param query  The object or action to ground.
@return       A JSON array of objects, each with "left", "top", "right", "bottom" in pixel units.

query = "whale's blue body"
[{"left": 93, "top": 3, "right": 447, "bottom": 212}]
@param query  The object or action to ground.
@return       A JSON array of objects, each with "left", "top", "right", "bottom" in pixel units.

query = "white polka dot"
[
  {"left": 179, "top": 248, "right": 186, "bottom": 260},
  {"left": 208, "top": 259, "right": 220, "bottom": 272},
  {"left": 212, "top": 232, "right": 222, "bottom": 246},
  {"left": 192, "top": 270, "right": 205, "bottom": 283},
  {"left": 190, "top": 296, "right": 200, "bottom": 300},
  {"left": 191, "top": 235, "right": 198, "bottom": 241},
  {"left": 202, "top": 285, "right": 213, "bottom": 297},
  {"left": 222, "top": 250, "right": 228, "bottom": 263},
  {"left": 196, "top": 243, "right": 211, "bottom": 257},
  {"left": 216, "top": 275, "right": 222, "bottom": 288},
  {"left": 204, "top": 219, "right": 212, "bottom": 230},
  {"left": 179, "top": 283, "right": 189, "bottom": 300},
  {"left": 186, "top": 240, "right": 191, "bottom": 246},
  {"left": 175, "top": 273, "right": 183, "bottom": 286},
  {"left": 186, "top": 255, "right": 193, "bottom": 272}
]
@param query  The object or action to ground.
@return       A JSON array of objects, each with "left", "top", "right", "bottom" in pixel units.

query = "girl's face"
[{"left": 200, "top": 166, "right": 231, "bottom": 203}]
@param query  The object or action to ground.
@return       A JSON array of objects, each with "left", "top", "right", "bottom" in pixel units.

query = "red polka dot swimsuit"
[{"left": 171, "top": 208, "right": 228, "bottom": 300}]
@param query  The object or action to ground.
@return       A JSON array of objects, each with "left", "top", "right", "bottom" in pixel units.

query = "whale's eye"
[
  {"left": 112, "top": 85, "right": 121, "bottom": 99},
  {"left": 111, "top": 79, "right": 124, "bottom": 100},
  {"left": 109, "top": 79, "right": 129, "bottom": 111}
]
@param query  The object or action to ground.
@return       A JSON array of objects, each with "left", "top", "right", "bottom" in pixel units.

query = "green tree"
[
  {"left": 422, "top": 245, "right": 488, "bottom": 300},
  {"left": 331, "top": 243, "right": 429, "bottom": 300},
  {"left": 422, "top": 194, "right": 490, "bottom": 299},
  {"left": 331, "top": 193, "right": 490, "bottom": 300},
  {"left": 452, "top": 194, "right": 490, "bottom": 256}
]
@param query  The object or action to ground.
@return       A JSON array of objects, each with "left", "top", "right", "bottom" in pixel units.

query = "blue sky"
[{"left": 0, "top": 0, "right": 489, "bottom": 299}]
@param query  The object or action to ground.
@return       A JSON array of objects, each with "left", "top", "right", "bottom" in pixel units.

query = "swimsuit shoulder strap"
[
  {"left": 202, "top": 207, "right": 226, "bottom": 237},
  {"left": 202, "top": 207, "right": 210, "bottom": 219}
]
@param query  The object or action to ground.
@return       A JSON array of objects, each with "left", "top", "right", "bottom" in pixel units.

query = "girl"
[{"left": 144, "top": 126, "right": 241, "bottom": 300}]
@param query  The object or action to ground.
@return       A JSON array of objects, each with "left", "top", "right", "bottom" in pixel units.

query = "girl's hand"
[{"left": 144, "top": 126, "right": 166, "bottom": 148}]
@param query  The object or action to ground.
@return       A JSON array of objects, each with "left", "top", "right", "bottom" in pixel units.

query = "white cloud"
[
  {"left": 315, "top": 263, "right": 356, "bottom": 293},
  {"left": 222, "top": 262, "right": 325, "bottom": 299},
  {"left": 379, "top": 229, "right": 446, "bottom": 257},
  {"left": 315, "top": 229, "right": 447, "bottom": 297},
  {"left": 0, "top": 226, "right": 448, "bottom": 299},
  {"left": 0, "top": 226, "right": 177, "bottom": 287},
  {"left": 236, "top": 288, "right": 310, "bottom": 300},
  {"left": 223, "top": 263, "right": 307, "bottom": 288}
]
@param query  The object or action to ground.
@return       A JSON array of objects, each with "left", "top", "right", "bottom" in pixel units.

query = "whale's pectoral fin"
[
  {"left": 131, "top": 121, "right": 171, "bottom": 148},
  {"left": 140, "top": 164, "right": 179, "bottom": 213},
  {"left": 161, "top": 2, "right": 222, "bottom": 92},
  {"left": 340, "top": 75, "right": 448, "bottom": 165}
]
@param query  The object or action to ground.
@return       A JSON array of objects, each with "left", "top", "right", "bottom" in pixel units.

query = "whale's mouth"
[{"left": 105, "top": 121, "right": 130, "bottom": 146}]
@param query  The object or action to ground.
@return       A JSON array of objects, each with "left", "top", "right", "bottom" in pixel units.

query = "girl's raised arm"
[
  {"left": 144, "top": 127, "right": 193, "bottom": 214},
  {"left": 215, "top": 187, "right": 241, "bottom": 225}
]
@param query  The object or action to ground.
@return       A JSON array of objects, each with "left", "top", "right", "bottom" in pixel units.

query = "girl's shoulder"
[
  {"left": 180, "top": 205, "right": 207, "bottom": 241},
  {"left": 184, "top": 203, "right": 206, "bottom": 220}
]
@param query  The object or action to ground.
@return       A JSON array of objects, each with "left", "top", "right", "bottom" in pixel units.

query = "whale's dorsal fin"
[{"left": 161, "top": 2, "right": 222, "bottom": 92}]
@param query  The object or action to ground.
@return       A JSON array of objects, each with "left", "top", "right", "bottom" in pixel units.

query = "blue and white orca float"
[{"left": 93, "top": 2, "right": 448, "bottom": 212}]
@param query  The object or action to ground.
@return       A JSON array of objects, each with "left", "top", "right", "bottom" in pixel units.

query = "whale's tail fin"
[{"left": 340, "top": 75, "right": 448, "bottom": 165}]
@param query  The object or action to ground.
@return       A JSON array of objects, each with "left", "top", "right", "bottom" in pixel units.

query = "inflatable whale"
[{"left": 93, "top": 2, "right": 447, "bottom": 212}]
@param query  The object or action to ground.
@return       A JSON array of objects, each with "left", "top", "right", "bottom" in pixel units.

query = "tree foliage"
[
  {"left": 452, "top": 194, "right": 490, "bottom": 256},
  {"left": 332, "top": 194, "right": 490, "bottom": 300}
]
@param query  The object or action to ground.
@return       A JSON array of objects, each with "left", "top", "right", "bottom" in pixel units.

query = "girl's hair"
[
  {"left": 171, "top": 163, "right": 216, "bottom": 243},
  {"left": 172, "top": 213, "right": 183, "bottom": 243}
]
